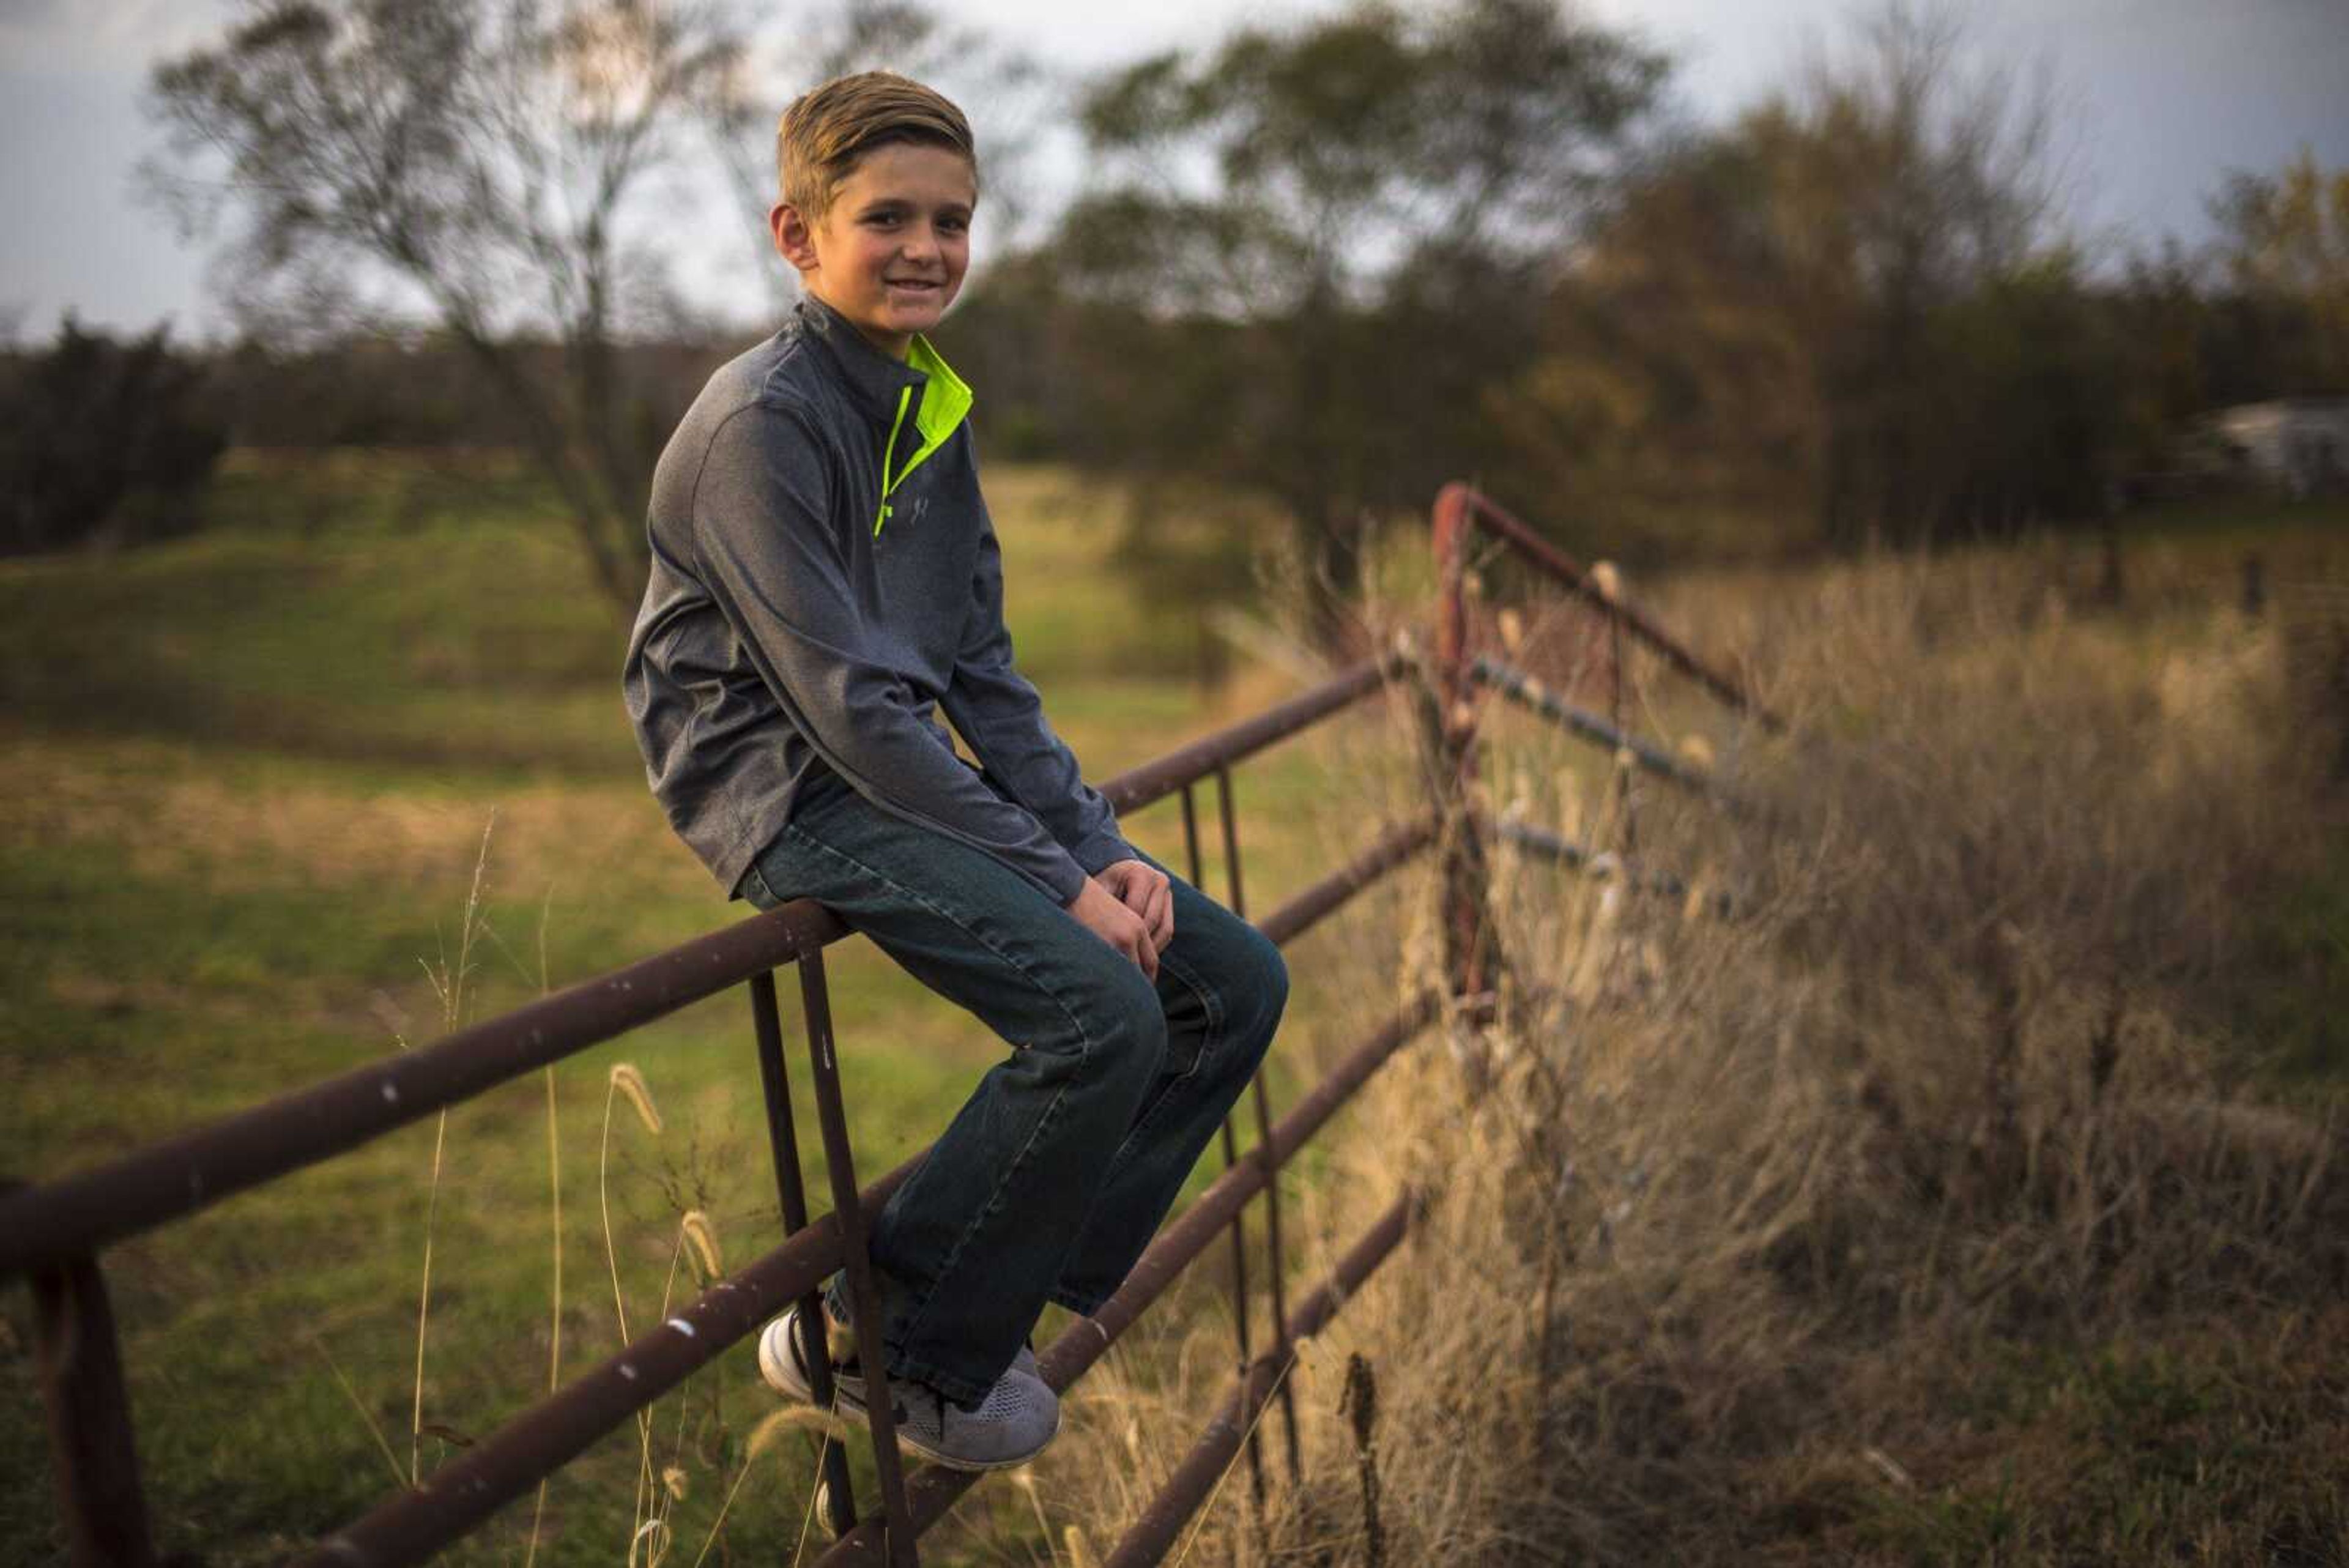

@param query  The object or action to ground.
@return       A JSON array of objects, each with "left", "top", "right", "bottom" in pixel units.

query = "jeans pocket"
[{"left": 740, "top": 856, "right": 781, "bottom": 910}]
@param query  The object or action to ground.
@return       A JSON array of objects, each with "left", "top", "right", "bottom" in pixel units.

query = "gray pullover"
[{"left": 623, "top": 297, "right": 1135, "bottom": 905}]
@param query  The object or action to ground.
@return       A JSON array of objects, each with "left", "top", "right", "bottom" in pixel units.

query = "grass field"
[
  {"left": 7, "top": 457, "right": 2347, "bottom": 1566},
  {"left": 0, "top": 451, "right": 1427, "bottom": 1565}
]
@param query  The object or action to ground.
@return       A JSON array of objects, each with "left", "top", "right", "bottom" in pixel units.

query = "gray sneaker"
[
  {"left": 883, "top": 1367, "right": 1061, "bottom": 1471},
  {"left": 757, "top": 1302, "right": 1041, "bottom": 1397},
  {"left": 756, "top": 1304, "right": 1058, "bottom": 1472}
]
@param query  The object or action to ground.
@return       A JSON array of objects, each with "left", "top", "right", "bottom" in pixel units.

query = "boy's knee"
[
  {"left": 1094, "top": 946, "right": 1168, "bottom": 1035},
  {"left": 1233, "top": 927, "right": 1288, "bottom": 1046},
  {"left": 1201, "top": 927, "right": 1286, "bottom": 1085},
  {"left": 1056, "top": 948, "right": 1168, "bottom": 1091}
]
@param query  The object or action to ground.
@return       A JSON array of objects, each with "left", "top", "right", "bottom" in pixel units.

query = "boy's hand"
[
  {"left": 1096, "top": 860, "right": 1174, "bottom": 956},
  {"left": 1064, "top": 866, "right": 1170, "bottom": 980}
]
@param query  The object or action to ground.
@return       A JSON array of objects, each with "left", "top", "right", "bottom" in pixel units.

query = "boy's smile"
[{"left": 771, "top": 141, "right": 976, "bottom": 362}]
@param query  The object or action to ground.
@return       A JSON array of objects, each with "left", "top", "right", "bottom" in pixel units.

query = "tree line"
[{"left": 6, "top": 0, "right": 2342, "bottom": 627}]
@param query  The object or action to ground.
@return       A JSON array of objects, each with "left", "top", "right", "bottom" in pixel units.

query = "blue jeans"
[{"left": 738, "top": 770, "right": 1288, "bottom": 1406}]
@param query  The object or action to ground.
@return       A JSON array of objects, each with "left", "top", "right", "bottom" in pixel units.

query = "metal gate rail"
[
  {"left": 6, "top": 484, "right": 1766, "bottom": 1566},
  {"left": 4, "top": 649, "right": 1422, "bottom": 1565},
  {"left": 1104, "top": 1190, "right": 1417, "bottom": 1568},
  {"left": 1469, "top": 655, "right": 1732, "bottom": 803},
  {"left": 1434, "top": 483, "right": 1780, "bottom": 730},
  {"left": 805, "top": 989, "right": 1483, "bottom": 1565}
]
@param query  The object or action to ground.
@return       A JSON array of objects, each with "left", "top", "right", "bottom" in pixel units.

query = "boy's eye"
[{"left": 855, "top": 206, "right": 970, "bottom": 236}]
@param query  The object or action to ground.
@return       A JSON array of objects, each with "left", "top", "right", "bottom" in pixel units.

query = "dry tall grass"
[{"left": 1029, "top": 545, "right": 2348, "bottom": 1566}]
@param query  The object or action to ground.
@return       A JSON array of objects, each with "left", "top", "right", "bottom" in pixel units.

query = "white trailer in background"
[{"left": 2203, "top": 398, "right": 2349, "bottom": 497}]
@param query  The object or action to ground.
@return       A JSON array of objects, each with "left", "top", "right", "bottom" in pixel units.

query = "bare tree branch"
[{"left": 144, "top": 0, "right": 747, "bottom": 608}]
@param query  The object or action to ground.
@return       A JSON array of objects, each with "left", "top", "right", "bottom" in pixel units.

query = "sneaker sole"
[{"left": 891, "top": 1396, "right": 1061, "bottom": 1473}]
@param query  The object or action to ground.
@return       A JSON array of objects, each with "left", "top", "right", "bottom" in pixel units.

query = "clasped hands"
[{"left": 1064, "top": 858, "right": 1174, "bottom": 979}]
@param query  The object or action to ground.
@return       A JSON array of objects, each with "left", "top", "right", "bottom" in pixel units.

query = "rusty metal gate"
[{"left": 1, "top": 483, "right": 1773, "bottom": 1566}]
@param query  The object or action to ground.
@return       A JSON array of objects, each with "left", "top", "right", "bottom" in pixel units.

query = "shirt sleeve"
[
  {"left": 689, "top": 401, "right": 1093, "bottom": 905},
  {"left": 940, "top": 497, "right": 1139, "bottom": 878}
]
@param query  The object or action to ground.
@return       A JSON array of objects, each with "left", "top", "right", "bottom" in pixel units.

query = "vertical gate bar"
[
  {"left": 795, "top": 948, "right": 919, "bottom": 1567},
  {"left": 749, "top": 970, "right": 858, "bottom": 1540},
  {"left": 1215, "top": 765, "right": 1304, "bottom": 1489},
  {"left": 1431, "top": 484, "right": 1489, "bottom": 1001},
  {"left": 1212, "top": 765, "right": 1248, "bottom": 923},
  {"left": 1607, "top": 581, "right": 1635, "bottom": 856},
  {"left": 28, "top": 1251, "right": 157, "bottom": 1568},
  {"left": 1187, "top": 784, "right": 1267, "bottom": 1524}
]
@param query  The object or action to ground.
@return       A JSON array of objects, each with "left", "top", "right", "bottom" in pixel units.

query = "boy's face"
[{"left": 771, "top": 141, "right": 976, "bottom": 361}]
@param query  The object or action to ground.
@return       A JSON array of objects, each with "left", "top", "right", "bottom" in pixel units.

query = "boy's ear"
[{"left": 770, "top": 201, "right": 819, "bottom": 277}]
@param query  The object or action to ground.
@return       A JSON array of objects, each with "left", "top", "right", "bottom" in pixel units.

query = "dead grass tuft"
[{"left": 1046, "top": 545, "right": 2348, "bottom": 1564}]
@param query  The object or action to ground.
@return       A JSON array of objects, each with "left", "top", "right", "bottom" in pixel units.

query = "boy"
[{"left": 621, "top": 72, "right": 1288, "bottom": 1471}]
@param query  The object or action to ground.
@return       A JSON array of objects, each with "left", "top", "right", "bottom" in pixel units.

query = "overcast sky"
[{"left": 2, "top": 0, "right": 2343, "bottom": 340}]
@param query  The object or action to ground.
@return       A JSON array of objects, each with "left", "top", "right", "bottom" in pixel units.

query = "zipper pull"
[{"left": 874, "top": 384, "right": 913, "bottom": 538}]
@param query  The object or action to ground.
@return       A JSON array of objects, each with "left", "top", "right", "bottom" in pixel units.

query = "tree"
[
  {"left": 147, "top": 0, "right": 741, "bottom": 608},
  {"left": 2109, "top": 242, "right": 2214, "bottom": 474},
  {"left": 0, "top": 318, "right": 227, "bottom": 556},
  {"left": 147, "top": 0, "right": 1052, "bottom": 605},
  {"left": 1933, "top": 250, "right": 2126, "bottom": 527},
  {"left": 1485, "top": 128, "right": 1825, "bottom": 556},
  {"left": 1502, "top": 0, "right": 2088, "bottom": 551},
  {"left": 2207, "top": 148, "right": 2349, "bottom": 395},
  {"left": 1045, "top": 0, "right": 1669, "bottom": 645}
]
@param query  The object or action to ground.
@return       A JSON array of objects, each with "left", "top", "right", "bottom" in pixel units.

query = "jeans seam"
[
  {"left": 779, "top": 822, "right": 1089, "bottom": 1055},
  {"left": 1053, "top": 948, "right": 1228, "bottom": 1306},
  {"left": 905, "top": 1067, "right": 1077, "bottom": 1350},
  {"left": 1157, "top": 948, "right": 1228, "bottom": 1044},
  {"left": 1106, "top": 949, "right": 1223, "bottom": 1162},
  {"left": 777, "top": 820, "right": 1111, "bottom": 1354}
]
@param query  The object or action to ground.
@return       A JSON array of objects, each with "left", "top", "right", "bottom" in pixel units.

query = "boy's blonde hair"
[{"left": 776, "top": 71, "right": 977, "bottom": 218}]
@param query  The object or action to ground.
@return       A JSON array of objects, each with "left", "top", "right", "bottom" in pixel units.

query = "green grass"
[
  {"left": 2218, "top": 834, "right": 2349, "bottom": 1089},
  {"left": 2116, "top": 490, "right": 2349, "bottom": 551},
  {"left": 0, "top": 451, "right": 1411, "bottom": 1565},
  {"left": 18, "top": 451, "right": 2336, "bottom": 1566},
  {"left": 1829, "top": 1320, "right": 2349, "bottom": 1566}
]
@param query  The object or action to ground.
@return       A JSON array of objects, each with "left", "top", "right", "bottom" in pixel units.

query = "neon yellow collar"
[{"left": 874, "top": 334, "right": 974, "bottom": 536}]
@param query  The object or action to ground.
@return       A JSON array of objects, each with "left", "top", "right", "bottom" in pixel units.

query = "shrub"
[{"left": 0, "top": 316, "right": 227, "bottom": 555}]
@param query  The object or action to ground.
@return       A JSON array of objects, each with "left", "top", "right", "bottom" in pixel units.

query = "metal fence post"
[
  {"left": 750, "top": 969, "right": 858, "bottom": 1539},
  {"left": 795, "top": 948, "right": 919, "bottom": 1567},
  {"left": 1430, "top": 485, "right": 1503, "bottom": 1016},
  {"left": 1214, "top": 765, "right": 1304, "bottom": 1491},
  {"left": 1603, "top": 566, "right": 1636, "bottom": 857},
  {"left": 1184, "top": 784, "right": 1269, "bottom": 1529},
  {"left": 28, "top": 1250, "right": 157, "bottom": 1568}
]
